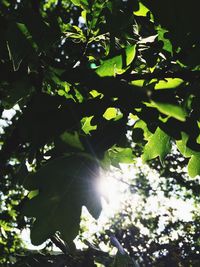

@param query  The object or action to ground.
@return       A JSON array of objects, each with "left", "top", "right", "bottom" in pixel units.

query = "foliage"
[
  {"left": 1, "top": 0, "right": 200, "bottom": 266},
  {"left": 96, "top": 151, "right": 200, "bottom": 266}
]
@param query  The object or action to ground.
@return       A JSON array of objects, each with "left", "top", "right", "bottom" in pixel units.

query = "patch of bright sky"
[{"left": 0, "top": 105, "right": 19, "bottom": 134}]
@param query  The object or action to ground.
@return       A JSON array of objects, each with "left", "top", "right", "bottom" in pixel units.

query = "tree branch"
[
  {"left": 120, "top": 70, "right": 200, "bottom": 82},
  {"left": 50, "top": 235, "right": 68, "bottom": 255}
]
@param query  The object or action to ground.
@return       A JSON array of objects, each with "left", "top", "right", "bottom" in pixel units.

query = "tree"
[
  {"left": 96, "top": 150, "right": 200, "bottom": 266},
  {"left": 1, "top": 0, "right": 200, "bottom": 266}
]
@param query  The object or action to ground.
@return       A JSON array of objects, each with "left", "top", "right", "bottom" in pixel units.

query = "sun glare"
[{"left": 97, "top": 169, "right": 129, "bottom": 217}]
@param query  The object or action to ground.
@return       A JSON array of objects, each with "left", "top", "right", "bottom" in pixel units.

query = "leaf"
[
  {"left": 141, "top": 0, "right": 200, "bottom": 66},
  {"left": 28, "top": 190, "right": 39, "bottom": 199},
  {"left": 176, "top": 132, "right": 195, "bottom": 158},
  {"left": 103, "top": 107, "right": 117, "bottom": 120},
  {"left": 157, "top": 26, "right": 172, "bottom": 54},
  {"left": 106, "top": 146, "right": 134, "bottom": 167},
  {"left": 131, "top": 80, "right": 145, "bottom": 87},
  {"left": 96, "top": 45, "right": 136, "bottom": 77},
  {"left": 22, "top": 155, "right": 101, "bottom": 245},
  {"left": 132, "top": 78, "right": 183, "bottom": 90},
  {"left": 3, "top": 78, "right": 34, "bottom": 108},
  {"left": 60, "top": 131, "right": 84, "bottom": 151},
  {"left": 81, "top": 116, "right": 97, "bottom": 135},
  {"left": 188, "top": 154, "right": 200, "bottom": 178},
  {"left": 176, "top": 133, "right": 200, "bottom": 178},
  {"left": 132, "top": 127, "right": 144, "bottom": 143},
  {"left": 70, "top": 0, "right": 88, "bottom": 9},
  {"left": 151, "top": 101, "right": 187, "bottom": 121},
  {"left": 154, "top": 78, "right": 184, "bottom": 90},
  {"left": 142, "top": 127, "right": 171, "bottom": 162},
  {"left": 6, "top": 23, "right": 34, "bottom": 70},
  {"left": 134, "top": 2, "right": 150, "bottom": 17},
  {"left": 134, "top": 120, "right": 152, "bottom": 140},
  {"left": 110, "top": 235, "right": 137, "bottom": 267},
  {"left": 17, "top": 93, "right": 81, "bottom": 150},
  {"left": 112, "top": 252, "right": 130, "bottom": 267},
  {"left": 20, "top": 7, "right": 59, "bottom": 51}
]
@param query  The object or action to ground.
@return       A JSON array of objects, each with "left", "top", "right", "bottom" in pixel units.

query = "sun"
[{"left": 97, "top": 169, "right": 128, "bottom": 216}]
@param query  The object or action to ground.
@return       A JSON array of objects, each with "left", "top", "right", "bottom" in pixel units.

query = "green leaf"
[
  {"left": 28, "top": 190, "right": 39, "bottom": 199},
  {"left": 188, "top": 154, "right": 200, "bottom": 178},
  {"left": 132, "top": 78, "right": 183, "bottom": 90},
  {"left": 154, "top": 78, "right": 184, "bottom": 90},
  {"left": 176, "top": 132, "right": 195, "bottom": 158},
  {"left": 142, "top": 127, "right": 171, "bottom": 162},
  {"left": 131, "top": 80, "right": 145, "bottom": 87},
  {"left": 157, "top": 26, "right": 173, "bottom": 54},
  {"left": 60, "top": 131, "right": 84, "bottom": 151},
  {"left": 70, "top": 0, "right": 88, "bottom": 9},
  {"left": 176, "top": 133, "right": 200, "bottom": 178},
  {"left": 151, "top": 101, "right": 187, "bottom": 121},
  {"left": 81, "top": 116, "right": 97, "bottom": 134},
  {"left": 22, "top": 155, "right": 101, "bottom": 245},
  {"left": 96, "top": 45, "right": 136, "bottom": 77},
  {"left": 134, "top": 2, "right": 149, "bottom": 17},
  {"left": 112, "top": 252, "right": 135, "bottom": 267},
  {"left": 134, "top": 120, "right": 152, "bottom": 140},
  {"left": 106, "top": 146, "right": 134, "bottom": 167},
  {"left": 103, "top": 107, "right": 117, "bottom": 120}
]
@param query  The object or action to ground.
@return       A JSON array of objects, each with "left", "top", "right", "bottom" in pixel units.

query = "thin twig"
[{"left": 120, "top": 70, "right": 200, "bottom": 82}]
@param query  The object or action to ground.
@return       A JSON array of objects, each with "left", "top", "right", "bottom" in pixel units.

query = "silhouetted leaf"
[
  {"left": 112, "top": 252, "right": 136, "bottom": 267},
  {"left": 6, "top": 23, "right": 34, "bottom": 70},
  {"left": 22, "top": 154, "right": 101, "bottom": 245},
  {"left": 132, "top": 127, "right": 144, "bottom": 143}
]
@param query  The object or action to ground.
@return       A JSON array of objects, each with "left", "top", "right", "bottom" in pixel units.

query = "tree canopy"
[{"left": 1, "top": 0, "right": 200, "bottom": 266}]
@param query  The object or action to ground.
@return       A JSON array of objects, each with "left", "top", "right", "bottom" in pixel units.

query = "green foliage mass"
[
  {"left": 22, "top": 154, "right": 101, "bottom": 245},
  {"left": 0, "top": 0, "right": 200, "bottom": 266}
]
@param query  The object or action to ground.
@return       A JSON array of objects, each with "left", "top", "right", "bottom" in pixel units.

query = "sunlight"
[{"left": 97, "top": 169, "right": 128, "bottom": 216}]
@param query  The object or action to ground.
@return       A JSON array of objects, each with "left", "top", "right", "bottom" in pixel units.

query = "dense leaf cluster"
[{"left": 1, "top": 0, "right": 200, "bottom": 266}]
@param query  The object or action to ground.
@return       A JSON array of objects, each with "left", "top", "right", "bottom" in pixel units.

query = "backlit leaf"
[
  {"left": 134, "top": 2, "right": 150, "bottom": 17},
  {"left": 106, "top": 146, "right": 134, "bottom": 167},
  {"left": 176, "top": 132, "right": 195, "bottom": 158},
  {"left": 188, "top": 154, "right": 200, "bottom": 178},
  {"left": 176, "top": 133, "right": 200, "bottom": 178},
  {"left": 103, "top": 107, "right": 117, "bottom": 120},
  {"left": 81, "top": 116, "right": 97, "bottom": 134},
  {"left": 96, "top": 45, "right": 136, "bottom": 77},
  {"left": 142, "top": 127, "right": 171, "bottom": 162},
  {"left": 151, "top": 101, "right": 187, "bottom": 121},
  {"left": 153, "top": 78, "right": 184, "bottom": 90}
]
